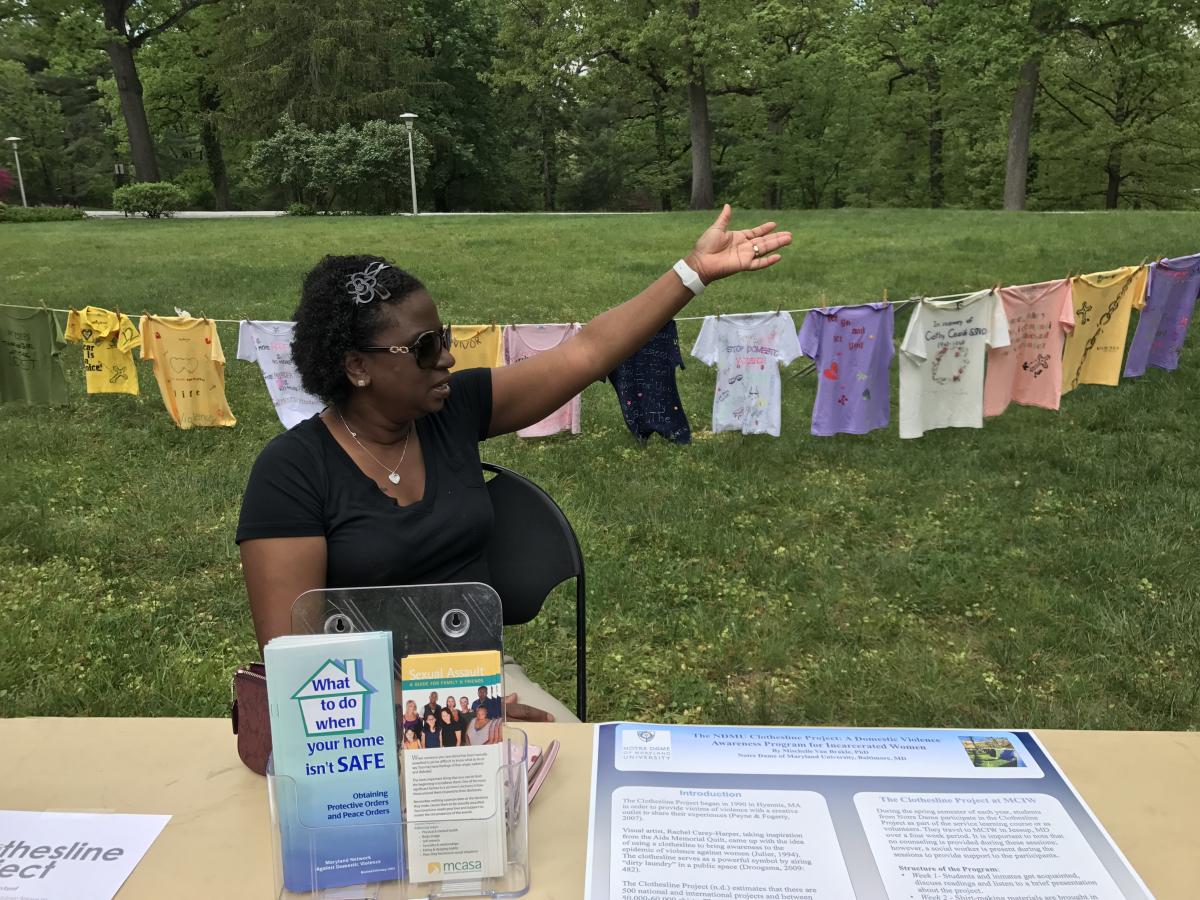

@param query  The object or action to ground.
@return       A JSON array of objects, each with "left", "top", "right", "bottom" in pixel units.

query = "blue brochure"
[{"left": 265, "top": 631, "right": 403, "bottom": 892}]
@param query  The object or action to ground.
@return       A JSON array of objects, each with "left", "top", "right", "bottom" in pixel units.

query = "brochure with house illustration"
[
  {"left": 400, "top": 650, "right": 506, "bottom": 883},
  {"left": 585, "top": 724, "right": 1154, "bottom": 900},
  {"left": 264, "top": 631, "right": 403, "bottom": 893}
]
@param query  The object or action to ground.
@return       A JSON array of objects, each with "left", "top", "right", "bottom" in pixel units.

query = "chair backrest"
[{"left": 482, "top": 462, "right": 583, "bottom": 626}]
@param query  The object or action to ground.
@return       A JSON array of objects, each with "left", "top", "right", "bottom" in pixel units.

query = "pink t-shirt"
[
  {"left": 983, "top": 279, "right": 1074, "bottom": 416},
  {"left": 503, "top": 323, "right": 583, "bottom": 437}
]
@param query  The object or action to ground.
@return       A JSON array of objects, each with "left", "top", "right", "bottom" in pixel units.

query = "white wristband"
[{"left": 672, "top": 258, "right": 706, "bottom": 296}]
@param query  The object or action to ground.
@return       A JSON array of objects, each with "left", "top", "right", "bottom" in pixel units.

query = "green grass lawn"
[{"left": 1, "top": 209, "right": 1197, "bottom": 730}]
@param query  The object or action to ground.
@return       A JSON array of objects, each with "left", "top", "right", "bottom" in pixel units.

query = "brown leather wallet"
[{"left": 231, "top": 662, "right": 271, "bottom": 775}]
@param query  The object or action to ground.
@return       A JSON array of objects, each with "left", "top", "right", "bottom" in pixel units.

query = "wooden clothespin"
[
  {"left": 882, "top": 288, "right": 889, "bottom": 303},
  {"left": 774, "top": 300, "right": 782, "bottom": 315}
]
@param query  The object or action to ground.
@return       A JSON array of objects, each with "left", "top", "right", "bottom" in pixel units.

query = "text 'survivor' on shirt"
[
  {"left": 1061, "top": 266, "right": 1147, "bottom": 394},
  {"left": 899, "top": 289, "right": 1010, "bottom": 439},
  {"left": 983, "top": 279, "right": 1074, "bottom": 417},
  {"left": 236, "top": 320, "right": 323, "bottom": 429},
  {"left": 140, "top": 315, "right": 236, "bottom": 429},
  {"left": 449, "top": 324, "right": 504, "bottom": 371},
  {"left": 798, "top": 303, "right": 894, "bottom": 437},
  {"left": 690, "top": 312, "right": 802, "bottom": 437}
]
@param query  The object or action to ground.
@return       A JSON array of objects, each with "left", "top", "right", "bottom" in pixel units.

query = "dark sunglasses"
[{"left": 359, "top": 324, "right": 452, "bottom": 369}]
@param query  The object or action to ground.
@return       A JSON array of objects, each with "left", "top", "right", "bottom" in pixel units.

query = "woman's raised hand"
[{"left": 685, "top": 204, "right": 792, "bottom": 286}]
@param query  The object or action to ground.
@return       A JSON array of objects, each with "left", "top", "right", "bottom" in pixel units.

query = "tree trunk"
[
  {"left": 198, "top": 79, "right": 230, "bottom": 210},
  {"left": 686, "top": 73, "right": 713, "bottom": 210},
  {"left": 1105, "top": 146, "right": 1122, "bottom": 209},
  {"left": 1003, "top": 54, "right": 1041, "bottom": 210},
  {"left": 762, "top": 106, "right": 787, "bottom": 209},
  {"left": 926, "top": 63, "right": 944, "bottom": 209},
  {"left": 540, "top": 110, "right": 557, "bottom": 211},
  {"left": 652, "top": 89, "right": 672, "bottom": 212},
  {"left": 104, "top": 38, "right": 161, "bottom": 183}
]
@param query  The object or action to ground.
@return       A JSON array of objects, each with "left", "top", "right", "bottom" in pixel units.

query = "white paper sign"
[{"left": 0, "top": 810, "right": 170, "bottom": 900}]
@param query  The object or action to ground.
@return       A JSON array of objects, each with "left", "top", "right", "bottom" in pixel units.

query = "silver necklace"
[{"left": 334, "top": 407, "right": 412, "bottom": 485}]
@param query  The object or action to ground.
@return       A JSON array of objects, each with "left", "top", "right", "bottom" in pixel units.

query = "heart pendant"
[{"left": 388, "top": 472, "right": 401, "bottom": 485}]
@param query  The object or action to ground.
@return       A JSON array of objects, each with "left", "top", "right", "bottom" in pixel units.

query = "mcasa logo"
[{"left": 428, "top": 859, "right": 483, "bottom": 876}]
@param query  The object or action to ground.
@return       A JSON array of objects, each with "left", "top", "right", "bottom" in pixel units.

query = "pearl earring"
[{"left": 358, "top": 380, "right": 366, "bottom": 386}]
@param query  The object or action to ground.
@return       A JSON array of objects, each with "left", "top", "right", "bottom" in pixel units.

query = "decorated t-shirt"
[
  {"left": 449, "top": 324, "right": 504, "bottom": 371},
  {"left": 140, "top": 315, "right": 236, "bottom": 429},
  {"left": 797, "top": 303, "right": 894, "bottom": 437},
  {"left": 606, "top": 320, "right": 691, "bottom": 444},
  {"left": 899, "top": 289, "right": 1010, "bottom": 439},
  {"left": 1061, "top": 266, "right": 1147, "bottom": 394},
  {"left": 0, "top": 306, "right": 68, "bottom": 406},
  {"left": 65, "top": 306, "right": 141, "bottom": 395},
  {"left": 503, "top": 323, "right": 583, "bottom": 437},
  {"left": 690, "top": 312, "right": 802, "bottom": 437},
  {"left": 236, "top": 320, "right": 323, "bottom": 429},
  {"left": 983, "top": 279, "right": 1074, "bottom": 416},
  {"left": 1124, "top": 254, "right": 1200, "bottom": 378}
]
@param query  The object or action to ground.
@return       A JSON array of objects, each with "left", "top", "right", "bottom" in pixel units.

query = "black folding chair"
[{"left": 481, "top": 462, "right": 586, "bottom": 721}]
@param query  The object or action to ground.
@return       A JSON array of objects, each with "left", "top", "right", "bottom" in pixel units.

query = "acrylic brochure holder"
[{"left": 267, "top": 583, "right": 531, "bottom": 900}]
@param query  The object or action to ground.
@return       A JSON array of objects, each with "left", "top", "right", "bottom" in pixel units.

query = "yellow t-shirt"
[
  {"left": 1061, "top": 266, "right": 1147, "bottom": 393},
  {"left": 449, "top": 324, "right": 504, "bottom": 371},
  {"left": 139, "top": 315, "right": 236, "bottom": 429},
  {"left": 64, "top": 306, "right": 141, "bottom": 395}
]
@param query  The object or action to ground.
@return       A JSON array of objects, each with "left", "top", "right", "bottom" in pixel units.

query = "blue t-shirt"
[{"left": 606, "top": 321, "right": 691, "bottom": 444}]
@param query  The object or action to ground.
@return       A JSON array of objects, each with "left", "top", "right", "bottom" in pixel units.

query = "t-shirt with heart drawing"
[
  {"left": 899, "top": 289, "right": 1010, "bottom": 439},
  {"left": 798, "top": 303, "right": 894, "bottom": 437},
  {"left": 140, "top": 315, "right": 236, "bottom": 429}
]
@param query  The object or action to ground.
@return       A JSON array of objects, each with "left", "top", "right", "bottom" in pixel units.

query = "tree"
[{"left": 97, "top": 0, "right": 221, "bottom": 183}]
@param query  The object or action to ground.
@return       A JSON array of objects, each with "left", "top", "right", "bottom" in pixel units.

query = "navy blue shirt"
[{"left": 607, "top": 321, "right": 691, "bottom": 444}]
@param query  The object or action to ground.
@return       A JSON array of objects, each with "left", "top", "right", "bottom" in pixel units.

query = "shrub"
[
  {"left": 287, "top": 201, "right": 315, "bottom": 216},
  {"left": 0, "top": 205, "right": 85, "bottom": 223},
  {"left": 112, "top": 182, "right": 188, "bottom": 219}
]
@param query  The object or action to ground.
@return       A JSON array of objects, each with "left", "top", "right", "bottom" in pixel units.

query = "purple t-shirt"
[
  {"left": 1124, "top": 253, "right": 1200, "bottom": 378},
  {"left": 798, "top": 303, "right": 895, "bottom": 436}
]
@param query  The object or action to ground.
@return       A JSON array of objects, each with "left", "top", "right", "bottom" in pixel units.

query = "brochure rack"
[
  {"left": 268, "top": 584, "right": 530, "bottom": 899},
  {"left": 267, "top": 727, "right": 529, "bottom": 899}
]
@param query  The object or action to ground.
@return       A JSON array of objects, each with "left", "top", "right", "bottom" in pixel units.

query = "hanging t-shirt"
[
  {"left": 797, "top": 303, "right": 894, "bottom": 437},
  {"left": 503, "top": 323, "right": 583, "bottom": 437},
  {"left": 64, "top": 306, "right": 141, "bottom": 395},
  {"left": 606, "top": 320, "right": 691, "bottom": 444},
  {"left": 0, "top": 306, "right": 68, "bottom": 406},
  {"left": 449, "top": 324, "right": 504, "bottom": 371},
  {"left": 140, "top": 315, "right": 236, "bottom": 429},
  {"left": 899, "top": 290, "right": 1010, "bottom": 439},
  {"left": 1061, "top": 266, "right": 1147, "bottom": 394},
  {"left": 1124, "top": 254, "right": 1200, "bottom": 378},
  {"left": 982, "top": 279, "right": 1074, "bottom": 417},
  {"left": 690, "top": 312, "right": 802, "bottom": 437},
  {"left": 236, "top": 320, "right": 323, "bottom": 429}
]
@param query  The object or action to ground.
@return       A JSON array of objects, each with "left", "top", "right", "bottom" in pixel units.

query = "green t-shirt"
[{"left": 0, "top": 307, "right": 69, "bottom": 406}]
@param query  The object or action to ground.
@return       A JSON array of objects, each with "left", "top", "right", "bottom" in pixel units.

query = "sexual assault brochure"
[
  {"left": 265, "top": 631, "right": 403, "bottom": 893},
  {"left": 401, "top": 650, "right": 507, "bottom": 883},
  {"left": 585, "top": 724, "right": 1153, "bottom": 900}
]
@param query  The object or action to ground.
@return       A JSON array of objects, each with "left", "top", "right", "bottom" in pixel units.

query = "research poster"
[{"left": 584, "top": 724, "right": 1152, "bottom": 900}]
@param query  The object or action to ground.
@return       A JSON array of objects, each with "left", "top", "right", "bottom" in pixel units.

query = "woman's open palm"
[{"left": 688, "top": 204, "right": 792, "bottom": 285}]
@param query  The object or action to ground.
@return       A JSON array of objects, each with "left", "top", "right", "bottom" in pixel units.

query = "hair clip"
[{"left": 347, "top": 262, "right": 392, "bottom": 305}]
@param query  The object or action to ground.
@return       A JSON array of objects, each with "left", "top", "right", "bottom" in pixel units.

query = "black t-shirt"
[{"left": 236, "top": 368, "right": 495, "bottom": 589}]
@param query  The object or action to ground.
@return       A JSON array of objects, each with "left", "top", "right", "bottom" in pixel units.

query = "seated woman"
[{"left": 236, "top": 206, "right": 789, "bottom": 722}]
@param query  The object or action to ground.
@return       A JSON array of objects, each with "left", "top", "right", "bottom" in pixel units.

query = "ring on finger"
[{"left": 752, "top": 243, "right": 762, "bottom": 258}]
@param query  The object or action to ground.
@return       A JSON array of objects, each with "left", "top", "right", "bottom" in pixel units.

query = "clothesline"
[{"left": 1, "top": 297, "right": 924, "bottom": 326}]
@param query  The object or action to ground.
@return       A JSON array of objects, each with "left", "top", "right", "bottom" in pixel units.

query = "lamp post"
[
  {"left": 5, "top": 136, "right": 27, "bottom": 207},
  {"left": 398, "top": 113, "right": 418, "bottom": 215}
]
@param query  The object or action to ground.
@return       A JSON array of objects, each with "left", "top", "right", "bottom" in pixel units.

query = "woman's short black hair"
[{"left": 291, "top": 254, "right": 425, "bottom": 404}]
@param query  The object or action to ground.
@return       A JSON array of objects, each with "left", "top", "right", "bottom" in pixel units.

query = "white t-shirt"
[
  {"left": 236, "top": 320, "right": 325, "bottom": 429},
  {"left": 899, "top": 290, "right": 1010, "bottom": 439},
  {"left": 690, "top": 312, "right": 802, "bottom": 436}
]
